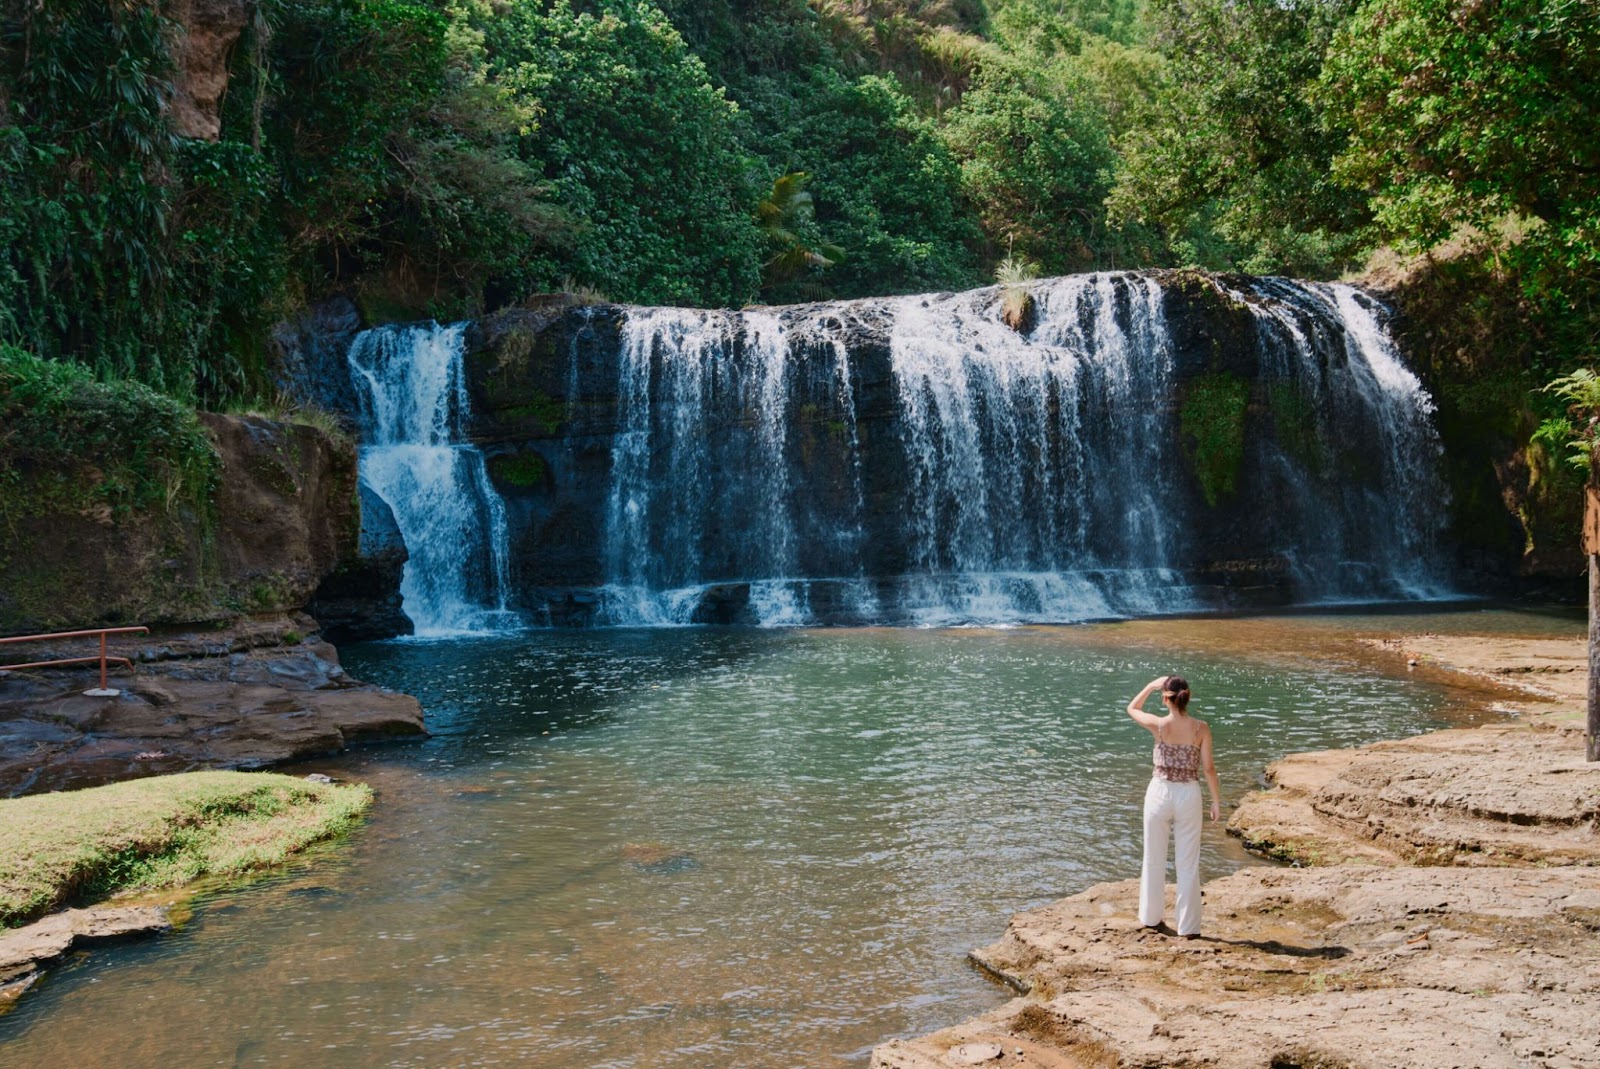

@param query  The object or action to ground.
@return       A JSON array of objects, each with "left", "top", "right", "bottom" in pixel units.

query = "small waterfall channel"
[
  {"left": 346, "top": 322, "right": 519, "bottom": 635},
  {"left": 595, "top": 273, "right": 1449, "bottom": 626}
]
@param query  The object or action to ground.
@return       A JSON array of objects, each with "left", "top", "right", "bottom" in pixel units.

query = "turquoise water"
[{"left": 0, "top": 611, "right": 1574, "bottom": 1067}]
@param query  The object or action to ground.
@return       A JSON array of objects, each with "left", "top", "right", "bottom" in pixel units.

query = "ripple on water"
[{"left": 0, "top": 612, "right": 1576, "bottom": 1068}]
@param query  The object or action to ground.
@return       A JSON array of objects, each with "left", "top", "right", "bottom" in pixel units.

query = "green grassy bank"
[{"left": 0, "top": 772, "right": 372, "bottom": 928}]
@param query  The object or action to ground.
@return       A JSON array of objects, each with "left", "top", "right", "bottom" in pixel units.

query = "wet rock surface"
[
  {"left": 0, "top": 906, "right": 174, "bottom": 1008},
  {"left": 0, "top": 617, "right": 424, "bottom": 797},
  {"left": 308, "top": 483, "right": 413, "bottom": 643}
]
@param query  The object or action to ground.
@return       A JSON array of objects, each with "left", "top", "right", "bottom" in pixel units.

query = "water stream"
[
  {"left": 594, "top": 275, "right": 1448, "bottom": 627},
  {"left": 347, "top": 323, "right": 518, "bottom": 635}
]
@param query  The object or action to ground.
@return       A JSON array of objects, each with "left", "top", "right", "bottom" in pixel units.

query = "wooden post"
[{"left": 1587, "top": 486, "right": 1600, "bottom": 761}]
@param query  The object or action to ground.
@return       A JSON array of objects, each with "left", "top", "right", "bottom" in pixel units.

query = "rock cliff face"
[
  {"left": 431, "top": 272, "right": 1448, "bottom": 625},
  {"left": 164, "top": 0, "right": 256, "bottom": 141},
  {"left": 0, "top": 413, "right": 357, "bottom": 634}
]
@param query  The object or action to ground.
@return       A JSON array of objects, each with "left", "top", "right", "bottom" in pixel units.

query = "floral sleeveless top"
[{"left": 1153, "top": 735, "right": 1202, "bottom": 782}]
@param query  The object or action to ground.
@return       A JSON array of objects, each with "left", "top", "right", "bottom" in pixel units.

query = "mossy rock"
[
  {"left": 1180, "top": 372, "right": 1251, "bottom": 507},
  {"left": 490, "top": 451, "right": 548, "bottom": 490}
]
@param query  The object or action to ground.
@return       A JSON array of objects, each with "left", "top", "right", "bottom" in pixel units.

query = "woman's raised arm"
[{"left": 1125, "top": 676, "right": 1168, "bottom": 731}]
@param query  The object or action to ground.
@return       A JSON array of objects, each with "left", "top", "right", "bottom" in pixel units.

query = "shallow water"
[{"left": 0, "top": 609, "right": 1578, "bottom": 1068}]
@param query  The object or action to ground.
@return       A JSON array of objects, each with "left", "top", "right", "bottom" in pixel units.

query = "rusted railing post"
[
  {"left": 0, "top": 626, "right": 150, "bottom": 698},
  {"left": 87, "top": 630, "right": 117, "bottom": 698}
]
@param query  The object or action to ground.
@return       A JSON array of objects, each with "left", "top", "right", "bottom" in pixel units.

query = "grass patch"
[{"left": 0, "top": 771, "right": 372, "bottom": 927}]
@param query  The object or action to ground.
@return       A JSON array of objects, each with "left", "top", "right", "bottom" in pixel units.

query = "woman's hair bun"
[{"left": 1164, "top": 675, "right": 1191, "bottom": 711}]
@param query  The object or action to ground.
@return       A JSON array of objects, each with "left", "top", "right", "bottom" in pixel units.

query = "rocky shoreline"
[
  {"left": 872, "top": 630, "right": 1600, "bottom": 1069},
  {"left": 0, "top": 614, "right": 424, "bottom": 797}
]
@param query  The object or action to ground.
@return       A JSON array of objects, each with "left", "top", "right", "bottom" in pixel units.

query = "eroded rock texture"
[
  {"left": 165, "top": 0, "right": 255, "bottom": 141},
  {"left": 876, "top": 866, "right": 1600, "bottom": 1069},
  {"left": 0, "top": 618, "right": 423, "bottom": 796},
  {"left": 0, "top": 413, "right": 357, "bottom": 634}
]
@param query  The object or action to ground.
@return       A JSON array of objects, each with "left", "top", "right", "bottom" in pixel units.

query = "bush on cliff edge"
[{"left": 0, "top": 343, "right": 220, "bottom": 530}]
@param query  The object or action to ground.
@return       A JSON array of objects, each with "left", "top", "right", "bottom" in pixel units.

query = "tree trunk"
[
  {"left": 1589, "top": 482, "right": 1600, "bottom": 761},
  {"left": 1591, "top": 551, "right": 1600, "bottom": 761}
]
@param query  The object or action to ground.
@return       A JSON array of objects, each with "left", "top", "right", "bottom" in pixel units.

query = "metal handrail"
[{"left": 0, "top": 626, "right": 150, "bottom": 695}]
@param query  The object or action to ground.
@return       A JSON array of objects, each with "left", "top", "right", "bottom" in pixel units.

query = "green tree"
[
  {"left": 1319, "top": 0, "right": 1600, "bottom": 296},
  {"left": 0, "top": 0, "right": 562, "bottom": 401},
  {"left": 756, "top": 172, "right": 845, "bottom": 297},
  {"left": 0, "top": 1, "right": 257, "bottom": 398},
  {"left": 941, "top": 56, "right": 1117, "bottom": 271},
  {"left": 479, "top": 0, "right": 764, "bottom": 307},
  {"left": 989, "top": 0, "right": 1150, "bottom": 51},
  {"left": 743, "top": 67, "right": 982, "bottom": 297},
  {"left": 1107, "top": 0, "right": 1368, "bottom": 276}
]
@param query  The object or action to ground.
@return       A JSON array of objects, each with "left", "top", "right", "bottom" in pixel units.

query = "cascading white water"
[
  {"left": 1219, "top": 277, "right": 1449, "bottom": 599},
  {"left": 887, "top": 275, "right": 1194, "bottom": 624},
  {"left": 600, "top": 308, "right": 826, "bottom": 624},
  {"left": 594, "top": 271, "right": 1448, "bottom": 627},
  {"left": 347, "top": 323, "right": 519, "bottom": 636}
]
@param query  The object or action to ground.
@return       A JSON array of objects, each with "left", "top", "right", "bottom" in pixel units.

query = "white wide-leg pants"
[{"left": 1140, "top": 777, "right": 1202, "bottom": 935}]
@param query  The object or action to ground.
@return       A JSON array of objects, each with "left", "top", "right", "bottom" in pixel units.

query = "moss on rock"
[
  {"left": 1180, "top": 372, "right": 1251, "bottom": 507},
  {"left": 490, "top": 451, "right": 548, "bottom": 488}
]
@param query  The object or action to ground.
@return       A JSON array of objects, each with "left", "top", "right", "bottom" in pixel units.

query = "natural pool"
[{"left": 0, "top": 609, "right": 1578, "bottom": 1068}]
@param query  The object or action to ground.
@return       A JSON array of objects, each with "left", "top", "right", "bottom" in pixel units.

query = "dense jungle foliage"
[{"left": 0, "top": 0, "right": 1594, "bottom": 422}]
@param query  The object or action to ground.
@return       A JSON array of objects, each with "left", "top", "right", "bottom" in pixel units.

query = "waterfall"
[
  {"left": 1220, "top": 278, "right": 1448, "bottom": 600},
  {"left": 886, "top": 275, "right": 1189, "bottom": 624},
  {"left": 347, "top": 322, "right": 519, "bottom": 636},
  {"left": 593, "top": 272, "right": 1448, "bottom": 627}
]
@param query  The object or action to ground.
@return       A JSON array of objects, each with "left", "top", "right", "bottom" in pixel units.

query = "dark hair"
[{"left": 1164, "top": 675, "right": 1191, "bottom": 713}]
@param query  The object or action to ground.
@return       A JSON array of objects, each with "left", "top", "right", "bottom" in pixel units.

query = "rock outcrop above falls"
[
  {"left": 0, "top": 412, "right": 358, "bottom": 635},
  {"left": 165, "top": 0, "right": 256, "bottom": 141}
]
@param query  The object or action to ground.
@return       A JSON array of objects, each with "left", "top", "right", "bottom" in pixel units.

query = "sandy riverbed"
[{"left": 873, "top": 628, "right": 1600, "bottom": 1069}]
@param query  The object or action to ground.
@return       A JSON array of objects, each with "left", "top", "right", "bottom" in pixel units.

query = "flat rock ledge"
[
  {"left": 1227, "top": 722, "right": 1600, "bottom": 867},
  {"left": 0, "top": 905, "right": 173, "bottom": 1007},
  {"left": 0, "top": 617, "right": 424, "bottom": 796},
  {"left": 873, "top": 866, "right": 1600, "bottom": 1069},
  {"left": 875, "top": 632, "right": 1600, "bottom": 1069}
]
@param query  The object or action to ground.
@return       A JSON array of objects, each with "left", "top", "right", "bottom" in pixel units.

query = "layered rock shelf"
[
  {"left": 0, "top": 906, "right": 174, "bottom": 1009},
  {"left": 872, "top": 633, "right": 1600, "bottom": 1069},
  {"left": 1229, "top": 722, "right": 1600, "bottom": 868},
  {"left": 0, "top": 615, "right": 424, "bottom": 797},
  {"left": 876, "top": 866, "right": 1600, "bottom": 1069}
]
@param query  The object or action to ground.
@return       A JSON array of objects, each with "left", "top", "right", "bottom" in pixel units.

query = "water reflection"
[{"left": 0, "top": 611, "right": 1575, "bottom": 1068}]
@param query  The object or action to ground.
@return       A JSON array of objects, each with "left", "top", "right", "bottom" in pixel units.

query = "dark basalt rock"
[{"left": 309, "top": 484, "right": 412, "bottom": 643}]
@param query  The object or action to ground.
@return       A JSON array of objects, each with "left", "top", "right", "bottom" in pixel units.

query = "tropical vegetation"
[{"left": 0, "top": 0, "right": 1592, "bottom": 445}]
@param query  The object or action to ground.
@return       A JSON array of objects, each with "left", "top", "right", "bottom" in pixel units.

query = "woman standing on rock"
[{"left": 1125, "top": 674, "right": 1220, "bottom": 938}]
